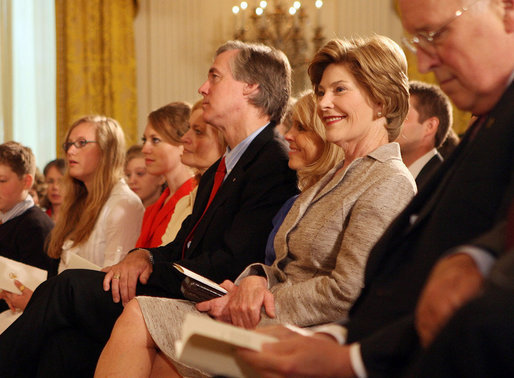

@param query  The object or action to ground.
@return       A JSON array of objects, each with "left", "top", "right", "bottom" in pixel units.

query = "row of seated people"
[
  {"left": 0, "top": 100, "right": 226, "bottom": 330},
  {"left": 0, "top": 35, "right": 414, "bottom": 376},
  {"left": 1, "top": 4, "right": 513, "bottom": 374},
  {"left": 0, "top": 75, "right": 452, "bottom": 334}
]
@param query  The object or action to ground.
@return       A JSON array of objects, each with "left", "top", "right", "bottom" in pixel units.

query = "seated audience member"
[
  {"left": 264, "top": 91, "right": 343, "bottom": 265},
  {"left": 234, "top": 0, "right": 514, "bottom": 376},
  {"left": 41, "top": 159, "right": 65, "bottom": 222},
  {"left": 163, "top": 99, "right": 227, "bottom": 240},
  {"left": 53, "top": 115, "right": 145, "bottom": 272},
  {"left": 134, "top": 102, "right": 196, "bottom": 248},
  {"left": 96, "top": 36, "right": 416, "bottom": 377},
  {"left": 28, "top": 168, "right": 46, "bottom": 207},
  {"left": 3, "top": 116, "right": 145, "bottom": 316},
  {"left": 125, "top": 145, "right": 165, "bottom": 208},
  {"left": 398, "top": 81, "right": 452, "bottom": 187},
  {"left": 438, "top": 126, "right": 460, "bottom": 159},
  {"left": 0, "top": 40, "right": 298, "bottom": 377},
  {"left": 0, "top": 142, "right": 54, "bottom": 315}
]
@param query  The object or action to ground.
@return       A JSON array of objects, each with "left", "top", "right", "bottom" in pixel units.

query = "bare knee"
[{"left": 111, "top": 299, "right": 153, "bottom": 347}]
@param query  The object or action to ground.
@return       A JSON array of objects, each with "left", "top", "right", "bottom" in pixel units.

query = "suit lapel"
[
  {"left": 363, "top": 118, "right": 485, "bottom": 282},
  {"left": 415, "top": 153, "right": 443, "bottom": 188},
  {"left": 273, "top": 165, "right": 337, "bottom": 262},
  {"left": 185, "top": 124, "right": 278, "bottom": 255}
]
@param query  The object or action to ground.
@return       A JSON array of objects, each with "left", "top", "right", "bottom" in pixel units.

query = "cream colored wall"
[{"left": 134, "top": 0, "right": 403, "bottom": 134}]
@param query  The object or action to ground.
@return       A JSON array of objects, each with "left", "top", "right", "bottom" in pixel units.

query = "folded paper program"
[{"left": 0, "top": 256, "right": 47, "bottom": 294}]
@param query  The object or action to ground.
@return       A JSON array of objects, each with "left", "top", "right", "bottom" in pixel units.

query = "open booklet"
[
  {"left": 0, "top": 256, "right": 47, "bottom": 294},
  {"left": 172, "top": 263, "right": 227, "bottom": 302},
  {"left": 175, "top": 313, "right": 277, "bottom": 378}
]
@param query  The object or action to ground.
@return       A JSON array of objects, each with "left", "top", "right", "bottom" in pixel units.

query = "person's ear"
[
  {"left": 373, "top": 103, "right": 384, "bottom": 120},
  {"left": 23, "top": 174, "right": 34, "bottom": 191},
  {"left": 242, "top": 83, "right": 259, "bottom": 96},
  {"left": 503, "top": 0, "right": 514, "bottom": 33},
  {"left": 423, "top": 117, "right": 439, "bottom": 138}
]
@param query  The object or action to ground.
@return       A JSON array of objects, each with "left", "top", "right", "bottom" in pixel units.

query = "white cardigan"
[{"left": 58, "top": 179, "right": 144, "bottom": 272}]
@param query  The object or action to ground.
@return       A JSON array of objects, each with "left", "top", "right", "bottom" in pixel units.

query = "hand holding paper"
[
  {"left": 0, "top": 256, "right": 47, "bottom": 295},
  {"left": 3, "top": 280, "right": 33, "bottom": 312},
  {"left": 237, "top": 326, "right": 355, "bottom": 377},
  {"left": 175, "top": 314, "right": 277, "bottom": 378}
]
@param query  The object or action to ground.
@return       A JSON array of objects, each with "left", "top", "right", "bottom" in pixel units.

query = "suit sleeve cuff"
[
  {"left": 235, "top": 263, "right": 275, "bottom": 288},
  {"left": 311, "top": 323, "right": 348, "bottom": 345},
  {"left": 349, "top": 343, "right": 368, "bottom": 378},
  {"left": 450, "top": 246, "right": 496, "bottom": 276}
]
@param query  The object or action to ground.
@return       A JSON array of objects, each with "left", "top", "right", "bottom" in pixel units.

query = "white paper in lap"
[{"left": 0, "top": 256, "right": 47, "bottom": 294}]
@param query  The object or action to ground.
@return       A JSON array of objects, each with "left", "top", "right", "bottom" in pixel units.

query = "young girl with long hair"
[{"left": 49, "top": 115, "right": 144, "bottom": 271}]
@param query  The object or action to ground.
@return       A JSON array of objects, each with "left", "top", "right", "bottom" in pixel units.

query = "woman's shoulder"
[
  {"left": 111, "top": 179, "right": 143, "bottom": 202},
  {"left": 104, "top": 180, "right": 145, "bottom": 213}
]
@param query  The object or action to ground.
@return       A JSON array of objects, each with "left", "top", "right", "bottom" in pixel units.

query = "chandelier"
[{"left": 232, "top": 1, "right": 325, "bottom": 93}]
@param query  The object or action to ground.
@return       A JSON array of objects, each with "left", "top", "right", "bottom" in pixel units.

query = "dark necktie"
[{"left": 182, "top": 157, "right": 226, "bottom": 257}]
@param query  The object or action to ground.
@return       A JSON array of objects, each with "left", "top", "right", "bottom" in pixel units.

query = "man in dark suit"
[
  {"left": 413, "top": 200, "right": 514, "bottom": 377},
  {"left": 0, "top": 41, "right": 298, "bottom": 377},
  {"left": 237, "top": 0, "right": 514, "bottom": 376},
  {"left": 398, "top": 81, "right": 452, "bottom": 188}
]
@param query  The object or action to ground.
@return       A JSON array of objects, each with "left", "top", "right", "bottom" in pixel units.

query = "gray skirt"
[{"left": 136, "top": 296, "right": 278, "bottom": 377}]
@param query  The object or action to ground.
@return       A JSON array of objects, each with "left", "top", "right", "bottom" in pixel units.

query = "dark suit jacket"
[
  {"left": 344, "top": 82, "right": 514, "bottom": 377},
  {"left": 411, "top": 211, "right": 514, "bottom": 378},
  {"left": 414, "top": 152, "right": 443, "bottom": 189},
  {"left": 0, "top": 206, "right": 55, "bottom": 312},
  {"left": 0, "top": 206, "right": 54, "bottom": 273},
  {"left": 141, "top": 123, "right": 299, "bottom": 298}
]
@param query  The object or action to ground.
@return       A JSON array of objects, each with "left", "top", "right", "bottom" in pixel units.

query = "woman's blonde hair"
[
  {"left": 293, "top": 91, "right": 345, "bottom": 191},
  {"left": 308, "top": 35, "right": 409, "bottom": 141},
  {"left": 47, "top": 115, "right": 126, "bottom": 258}
]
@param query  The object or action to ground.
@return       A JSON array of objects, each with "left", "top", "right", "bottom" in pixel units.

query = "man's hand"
[
  {"left": 102, "top": 249, "right": 153, "bottom": 305},
  {"left": 197, "top": 276, "right": 275, "bottom": 329},
  {"left": 2, "top": 280, "right": 33, "bottom": 312},
  {"left": 416, "top": 253, "right": 484, "bottom": 347},
  {"left": 237, "top": 325, "right": 355, "bottom": 377}
]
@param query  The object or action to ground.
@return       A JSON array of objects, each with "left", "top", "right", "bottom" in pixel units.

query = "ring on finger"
[
  {"left": 113, "top": 273, "right": 121, "bottom": 280},
  {"left": 19, "top": 285, "right": 25, "bottom": 292}
]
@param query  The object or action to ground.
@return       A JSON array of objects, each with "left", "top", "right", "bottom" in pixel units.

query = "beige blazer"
[{"left": 237, "top": 143, "right": 416, "bottom": 327}]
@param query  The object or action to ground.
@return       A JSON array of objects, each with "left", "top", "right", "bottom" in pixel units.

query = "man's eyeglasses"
[
  {"left": 62, "top": 138, "right": 98, "bottom": 152},
  {"left": 401, "top": 0, "right": 482, "bottom": 56}
]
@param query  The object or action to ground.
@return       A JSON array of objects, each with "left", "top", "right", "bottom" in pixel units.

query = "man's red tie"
[
  {"left": 205, "top": 156, "right": 227, "bottom": 210},
  {"left": 182, "top": 157, "right": 226, "bottom": 257}
]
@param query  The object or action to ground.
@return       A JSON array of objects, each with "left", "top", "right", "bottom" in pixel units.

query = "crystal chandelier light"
[{"left": 232, "top": 1, "right": 325, "bottom": 93}]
